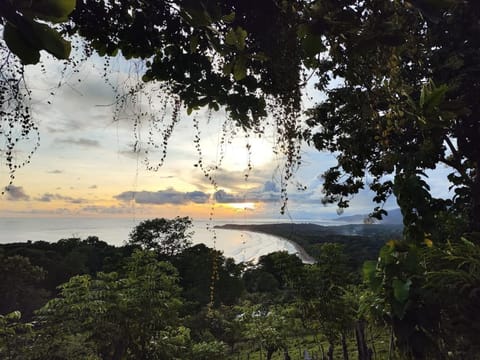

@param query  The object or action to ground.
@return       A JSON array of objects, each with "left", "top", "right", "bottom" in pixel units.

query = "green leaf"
[
  {"left": 225, "top": 27, "right": 247, "bottom": 51},
  {"left": 221, "top": 12, "right": 235, "bottom": 23},
  {"left": 302, "top": 33, "right": 324, "bottom": 58},
  {"left": 3, "top": 22, "right": 41, "bottom": 64},
  {"left": 183, "top": 8, "right": 212, "bottom": 27},
  {"left": 6, "top": 311, "right": 22, "bottom": 321},
  {"left": 223, "top": 61, "right": 234, "bottom": 75},
  {"left": 392, "top": 299, "right": 408, "bottom": 319},
  {"left": 403, "top": 248, "right": 419, "bottom": 272},
  {"left": 379, "top": 243, "right": 395, "bottom": 265},
  {"left": 29, "top": 0, "right": 76, "bottom": 23},
  {"left": 362, "top": 260, "right": 377, "bottom": 283},
  {"left": 420, "top": 85, "right": 426, "bottom": 108},
  {"left": 392, "top": 278, "right": 411, "bottom": 303},
  {"left": 424, "top": 84, "right": 448, "bottom": 113},
  {"left": 189, "top": 34, "right": 199, "bottom": 53},
  {"left": 225, "top": 29, "right": 237, "bottom": 46},
  {"left": 297, "top": 24, "right": 309, "bottom": 38},
  {"left": 252, "top": 52, "right": 268, "bottom": 62},
  {"left": 363, "top": 260, "right": 382, "bottom": 291},
  {"left": 233, "top": 57, "right": 246, "bottom": 81},
  {"left": 33, "top": 21, "right": 71, "bottom": 59},
  {"left": 142, "top": 73, "right": 152, "bottom": 82}
]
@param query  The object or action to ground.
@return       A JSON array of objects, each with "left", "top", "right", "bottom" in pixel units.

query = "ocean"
[{"left": 0, "top": 217, "right": 340, "bottom": 263}]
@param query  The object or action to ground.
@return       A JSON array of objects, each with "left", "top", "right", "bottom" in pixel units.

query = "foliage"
[
  {"left": 424, "top": 237, "right": 480, "bottom": 358},
  {"left": 173, "top": 243, "right": 244, "bottom": 309},
  {"left": 0, "top": 237, "right": 132, "bottom": 296},
  {"left": 363, "top": 240, "right": 441, "bottom": 358},
  {"left": 362, "top": 236, "right": 480, "bottom": 358},
  {"left": 2, "top": 1, "right": 480, "bottom": 357},
  {"left": 0, "top": 254, "right": 49, "bottom": 318},
  {"left": 66, "top": 0, "right": 303, "bottom": 123},
  {"left": 0, "top": 0, "right": 75, "bottom": 193},
  {"left": 32, "top": 250, "right": 184, "bottom": 359},
  {"left": 0, "top": 311, "right": 33, "bottom": 360},
  {"left": 236, "top": 302, "right": 299, "bottom": 360},
  {"left": 0, "top": 230, "right": 407, "bottom": 359},
  {"left": 294, "top": 244, "right": 354, "bottom": 349},
  {"left": 0, "top": 0, "right": 75, "bottom": 64},
  {"left": 306, "top": 0, "right": 480, "bottom": 235},
  {"left": 191, "top": 340, "right": 228, "bottom": 360},
  {"left": 128, "top": 217, "right": 193, "bottom": 257}
]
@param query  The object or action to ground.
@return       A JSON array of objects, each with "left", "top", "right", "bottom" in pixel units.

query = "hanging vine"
[{"left": 0, "top": 43, "right": 39, "bottom": 195}]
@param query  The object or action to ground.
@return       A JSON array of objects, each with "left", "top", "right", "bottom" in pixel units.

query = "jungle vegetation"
[{"left": 2, "top": 0, "right": 480, "bottom": 358}]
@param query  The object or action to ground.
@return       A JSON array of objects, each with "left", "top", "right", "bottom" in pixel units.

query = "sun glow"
[{"left": 227, "top": 202, "right": 256, "bottom": 211}]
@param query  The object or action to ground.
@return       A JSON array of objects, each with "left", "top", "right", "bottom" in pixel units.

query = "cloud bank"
[{"left": 115, "top": 188, "right": 210, "bottom": 205}]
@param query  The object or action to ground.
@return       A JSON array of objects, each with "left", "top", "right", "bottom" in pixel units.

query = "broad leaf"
[
  {"left": 29, "top": 0, "right": 76, "bottom": 23},
  {"left": 225, "top": 27, "right": 247, "bottom": 51},
  {"left": 189, "top": 35, "right": 199, "bottom": 53},
  {"left": 182, "top": 8, "right": 212, "bottom": 27},
  {"left": 221, "top": 12, "right": 235, "bottom": 23},
  {"left": 393, "top": 278, "right": 412, "bottom": 303},
  {"left": 233, "top": 57, "right": 246, "bottom": 81},
  {"left": 33, "top": 22, "right": 72, "bottom": 59},
  {"left": 302, "top": 33, "right": 324, "bottom": 58},
  {"left": 3, "top": 22, "right": 41, "bottom": 64},
  {"left": 362, "top": 260, "right": 377, "bottom": 284}
]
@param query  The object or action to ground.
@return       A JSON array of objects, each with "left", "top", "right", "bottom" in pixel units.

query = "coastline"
[
  {"left": 283, "top": 236, "right": 316, "bottom": 264},
  {"left": 217, "top": 227, "right": 316, "bottom": 264}
]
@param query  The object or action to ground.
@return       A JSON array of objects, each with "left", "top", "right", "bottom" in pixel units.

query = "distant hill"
[{"left": 334, "top": 208, "right": 403, "bottom": 225}]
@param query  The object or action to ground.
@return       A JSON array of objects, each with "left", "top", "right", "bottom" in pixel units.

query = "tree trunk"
[
  {"left": 111, "top": 338, "right": 128, "bottom": 360},
  {"left": 472, "top": 160, "right": 480, "bottom": 233},
  {"left": 388, "top": 326, "right": 394, "bottom": 360},
  {"left": 341, "top": 332, "right": 349, "bottom": 360},
  {"left": 266, "top": 347, "right": 275, "bottom": 360},
  {"left": 355, "top": 319, "right": 370, "bottom": 360},
  {"left": 369, "top": 326, "right": 377, "bottom": 360},
  {"left": 319, "top": 343, "right": 326, "bottom": 360},
  {"left": 283, "top": 348, "right": 291, "bottom": 360},
  {"left": 327, "top": 341, "right": 334, "bottom": 360}
]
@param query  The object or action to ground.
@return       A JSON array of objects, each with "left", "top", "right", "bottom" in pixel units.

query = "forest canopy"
[
  {"left": 2, "top": 1, "right": 480, "bottom": 357},
  {"left": 2, "top": 0, "right": 478, "bottom": 231}
]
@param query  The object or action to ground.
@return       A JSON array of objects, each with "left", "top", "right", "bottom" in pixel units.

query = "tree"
[
  {"left": 32, "top": 250, "right": 185, "bottom": 360},
  {"left": 66, "top": 0, "right": 302, "bottom": 122},
  {"left": 237, "top": 302, "right": 298, "bottom": 360},
  {"left": 128, "top": 217, "right": 193, "bottom": 257},
  {"left": 0, "top": 311, "right": 33, "bottom": 360},
  {"left": 256, "top": 251, "right": 304, "bottom": 290},
  {"left": 172, "top": 243, "right": 245, "bottom": 309},
  {"left": 305, "top": 0, "right": 480, "bottom": 237},
  {"left": 0, "top": 254, "right": 49, "bottom": 319},
  {"left": 3, "top": 1, "right": 479, "bottom": 233},
  {"left": 294, "top": 244, "right": 355, "bottom": 360},
  {"left": 3, "top": 1, "right": 480, "bottom": 357},
  {"left": 191, "top": 340, "right": 228, "bottom": 360},
  {"left": 424, "top": 238, "right": 480, "bottom": 359},
  {"left": 1, "top": 0, "right": 306, "bottom": 200}
]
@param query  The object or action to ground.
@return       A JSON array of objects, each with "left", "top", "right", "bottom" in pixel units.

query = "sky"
[{"left": 0, "top": 51, "right": 453, "bottom": 222}]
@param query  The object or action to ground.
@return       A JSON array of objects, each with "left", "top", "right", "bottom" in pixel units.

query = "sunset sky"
[{"left": 0, "top": 53, "right": 453, "bottom": 221}]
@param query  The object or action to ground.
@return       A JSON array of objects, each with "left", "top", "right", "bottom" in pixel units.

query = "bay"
[{"left": 0, "top": 217, "right": 337, "bottom": 263}]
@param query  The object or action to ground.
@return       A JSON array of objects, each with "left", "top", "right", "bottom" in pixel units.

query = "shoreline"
[{"left": 217, "top": 227, "right": 316, "bottom": 264}]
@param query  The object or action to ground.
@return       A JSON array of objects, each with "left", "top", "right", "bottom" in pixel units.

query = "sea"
[{"left": 0, "top": 217, "right": 344, "bottom": 263}]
